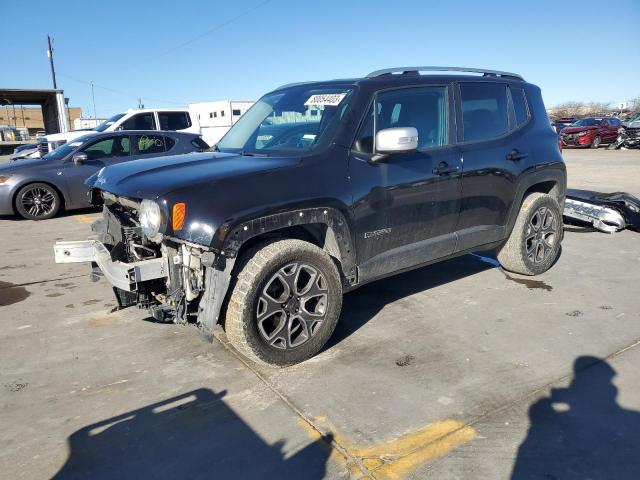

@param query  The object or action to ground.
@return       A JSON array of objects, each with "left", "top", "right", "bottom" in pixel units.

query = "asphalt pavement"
[{"left": 1, "top": 148, "right": 639, "bottom": 479}]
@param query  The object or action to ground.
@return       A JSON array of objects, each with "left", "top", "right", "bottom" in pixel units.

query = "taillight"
[{"left": 172, "top": 202, "right": 186, "bottom": 231}]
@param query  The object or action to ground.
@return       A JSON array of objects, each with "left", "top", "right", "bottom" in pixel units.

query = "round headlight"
[{"left": 139, "top": 199, "right": 162, "bottom": 241}]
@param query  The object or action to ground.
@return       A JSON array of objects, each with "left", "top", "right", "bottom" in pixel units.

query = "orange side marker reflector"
[{"left": 172, "top": 202, "right": 186, "bottom": 231}]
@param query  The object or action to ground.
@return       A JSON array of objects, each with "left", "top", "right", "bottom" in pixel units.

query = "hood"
[
  {"left": 89, "top": 151, "right": 301, "bottom": 199},
  {"left": 561, "top": 126, "right": 598, "bottom": 134},
  {"left": 44, "top": 130, "right": 95, "bottom": 143},
  {"left": 0, "top": 157, "right": 51, "bottom": 173}
]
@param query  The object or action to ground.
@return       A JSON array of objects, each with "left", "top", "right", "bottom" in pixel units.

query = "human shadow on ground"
[
  {"left": 512, "top": 356, "right": 640, "bottom": 479},
  {"left": 53, "top": 388, "right": 333, "bottom": 479}
]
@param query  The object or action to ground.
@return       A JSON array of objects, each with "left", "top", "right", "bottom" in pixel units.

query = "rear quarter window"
[
  {"left": 159, "top": 112, "right": 192, "bottom": 131},
  {"left": 190, "top": 137, "right": 210, "bottom": 151},
  {"left": 460, "top": 83, "right": 508, "bottom": 142},
  {"left": 509, "top": 87, "right": 530, "bottom": 128}
]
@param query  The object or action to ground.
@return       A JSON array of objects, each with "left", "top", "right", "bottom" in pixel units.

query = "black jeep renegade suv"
[{"left": 55, "top": 66, "right": 566, "bottom": 366}]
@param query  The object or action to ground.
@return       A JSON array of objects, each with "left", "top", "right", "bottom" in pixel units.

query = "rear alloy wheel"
[
  {"left": 591, "top": 135, "right": 601, "bottom": 149},
  {"left": 497, "top": 193, "right": 562, "bottom": 276},
  {"left": 15, "top": 183, "right": 61, "bottom": 220},
  {"left": 225, "top": 239, "right": 342, "bottom": 366}
]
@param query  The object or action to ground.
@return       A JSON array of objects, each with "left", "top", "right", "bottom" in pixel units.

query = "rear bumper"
[{"left": 54, "top": 239, "right": 168, "bottom": 291}]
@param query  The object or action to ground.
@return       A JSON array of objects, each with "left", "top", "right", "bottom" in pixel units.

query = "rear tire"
[
  {"left": 497, "top": 193, "right": 562, "bottom": 276},
  {"left": 15, "top": 183, "right": 61, "bottom": 220},
  {"left": 225, "top": 239, "right": 342, "bottom": 367},
  {"left": 590, "top": 135, "right": 601, "bottom": 149}
]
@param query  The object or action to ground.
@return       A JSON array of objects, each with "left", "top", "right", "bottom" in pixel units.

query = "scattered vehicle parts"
[{"left": 564, "top": 189, "right": 640, "bottom": 233}]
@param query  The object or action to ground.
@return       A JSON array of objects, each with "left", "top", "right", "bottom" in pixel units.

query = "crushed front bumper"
[{"left": 54, "top": 240, "right": 168, "bottom": 291}]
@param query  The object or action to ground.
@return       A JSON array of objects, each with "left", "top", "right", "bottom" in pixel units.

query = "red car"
[{"left": 560, "top": 117, "right": 622, "bottom": 148}]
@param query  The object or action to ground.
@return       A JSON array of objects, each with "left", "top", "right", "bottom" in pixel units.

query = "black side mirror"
[{"left": 72, "top": 152, "right": 88, "bottom": 165}]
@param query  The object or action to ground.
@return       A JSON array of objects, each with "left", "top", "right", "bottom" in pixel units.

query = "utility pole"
[
  {"left": 47, "top": 35, "right": 57, "bottom": 89},
  {"left": 90, "top": 82, "right": 96, "bottom": 118},
  {"left": 138, "top": 98, "right": 144, "bottom": 109}
]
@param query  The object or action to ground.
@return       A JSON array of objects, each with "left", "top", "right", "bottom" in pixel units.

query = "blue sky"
[{"left": 3, "top": 0, "right": 639, "bottom": 117}]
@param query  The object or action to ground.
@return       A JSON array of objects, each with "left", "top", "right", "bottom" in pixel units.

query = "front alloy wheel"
[
  {"left": 257, "top": 262, "right": 328, "bottom": 350},
  {"left": 225, "top": 239, "right": 342, "bottom": 366},
  {"left": 15, "top": 183, "right": 61, "bottom": 220}
]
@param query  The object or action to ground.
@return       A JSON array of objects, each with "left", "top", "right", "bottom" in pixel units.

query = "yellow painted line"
[
  {"left": 74, "top": 215, "right": 96, "bottom": 224},
  {"left": 298, "top": 417, "right": 476, "bottom": 479}
]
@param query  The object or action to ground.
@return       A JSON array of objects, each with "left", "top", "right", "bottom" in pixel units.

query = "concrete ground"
[{"left": 1, "top": 149, "right": 639, "bottom": 479}]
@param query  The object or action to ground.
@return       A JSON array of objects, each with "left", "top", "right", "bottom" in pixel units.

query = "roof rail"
[{"left": 366, "top": 66, "right": 524, "bottom": 81}]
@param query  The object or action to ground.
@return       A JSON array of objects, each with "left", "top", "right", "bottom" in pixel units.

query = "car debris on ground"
[{"left": 564, "top": 189, "right": 640, "bottom": 233}]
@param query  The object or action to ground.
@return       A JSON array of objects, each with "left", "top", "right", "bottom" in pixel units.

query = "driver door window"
[
  {"left": 82, "top": 136, "right": 130, "bottom": 160},
  {"left": 353, "top": 86, "right": 449, "bottom": 154}
]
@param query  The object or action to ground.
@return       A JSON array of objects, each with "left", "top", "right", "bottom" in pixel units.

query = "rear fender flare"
[{"left": 505, "top": 166, "right": 567, "bottom": 237}]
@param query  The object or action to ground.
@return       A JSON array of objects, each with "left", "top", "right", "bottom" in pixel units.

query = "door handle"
[
  {"left": 506, "top": 149, "right": 528, "bottom": 161},
  {"left": 433, "top": 162, "right": 460, "bottom": 175}
]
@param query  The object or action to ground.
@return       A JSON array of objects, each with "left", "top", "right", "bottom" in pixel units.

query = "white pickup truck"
[
  {"left": 36, "top": 102, "right": 254, "bottom": 157},
  {"left": 37, "top": 108, "right": 199, "bottom": 156}
]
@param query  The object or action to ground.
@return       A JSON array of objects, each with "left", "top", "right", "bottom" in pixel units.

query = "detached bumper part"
[
  {"left": 563, "top": 189, "right": 640, "bottom": 233},
  {"left": 54, "top": 240, "right": 168, "bottom": 291}
]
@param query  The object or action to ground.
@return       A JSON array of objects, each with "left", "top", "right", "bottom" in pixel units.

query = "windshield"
[
  {"left": 217, "top": 86, "right": 354, "bottom": 155},
  {"left": 94, "top": 113, "right": 126, "bottom": 132},
  {"left": 42, "top": 134, "right": 95, "bottom": 161},
  {"left": 572, "top": 118, "right": 601, "bottom": 127}
]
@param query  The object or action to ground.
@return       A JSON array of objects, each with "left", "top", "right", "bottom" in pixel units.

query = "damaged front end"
[{"left": 54, "top": 190, "right": 233, "bottom": 336}]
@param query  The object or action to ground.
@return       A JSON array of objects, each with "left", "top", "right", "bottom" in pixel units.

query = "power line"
[
  {"left": 58, "top": 72, "right": 187, "bottom": 106},
  {"left": 54, "top": 1, "right": 273, "bottom": 113},
  {"left": 124, "top": 0, "right": 272, "bottom": 70}
]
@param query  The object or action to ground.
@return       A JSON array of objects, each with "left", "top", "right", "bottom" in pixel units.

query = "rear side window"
[
  {"left": 510, "top": 87, "right": 530, "bottom": 128},
  {"left": 159, "top": 111, "right": 192, "bottom": 130},
  {"left": 460, "top": 83, "right": 508, "bottom": 142},
  {"left": 133, "top": 134, "right": 166, "bottom": 155},
  {"left": 121, "top": 113, "right": 156, "bottom": 131}
]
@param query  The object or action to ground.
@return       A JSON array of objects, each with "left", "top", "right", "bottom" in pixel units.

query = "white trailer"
[
  {"left": 188, "top": 100, "right": 254, "bottom": 146},
  {"left": 73, "top": 117, "right": 107, "bottom": 130}
]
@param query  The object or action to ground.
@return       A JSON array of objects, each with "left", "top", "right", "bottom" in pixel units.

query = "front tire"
[
  {"left": 497, "top": 193, "right": 562, "bottom": 276},
  {"left": 225, "top": 239, "right": 342, "bottom": 367},
  {"left": 590, "top": 135, "right": 601, "bottom": 149},
  {"left": 15, "top": 183, "right": 61, "bottom": 220}
]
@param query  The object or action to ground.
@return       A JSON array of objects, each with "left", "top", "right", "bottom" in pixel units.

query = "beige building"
[{"left": 0, "top": 106, "right": 82, "bottom": 136}]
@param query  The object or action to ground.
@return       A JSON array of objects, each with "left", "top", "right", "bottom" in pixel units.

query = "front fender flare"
[{"left": 215, "top": 207, "right": 357, "bottom": 282}]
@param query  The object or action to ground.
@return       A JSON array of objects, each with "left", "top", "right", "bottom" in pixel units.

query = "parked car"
[
  {"left": 9, "top": 143, "right": 39, "bottom": 161},
  {"left": 551, "top": 117, "right": 576, "bottom": 134},
  {"left": 623, "top": 113, "right": 640, "bottom": 128},
  {"left": 55, "top": 66, "right": 566, "bottom": 366},
  {"left": 38, "top": 108, "right": 201, "bottom": 156},
  {"left": 560, "top": 117, "right": 623, "bottom": 148},
  {"left": 0, "top": 131, "right": 209, "bottom": 220}
]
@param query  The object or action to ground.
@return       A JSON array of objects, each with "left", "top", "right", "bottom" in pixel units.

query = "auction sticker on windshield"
[{"left": 304, "top": 93, "right": 347, "bottom": 107}]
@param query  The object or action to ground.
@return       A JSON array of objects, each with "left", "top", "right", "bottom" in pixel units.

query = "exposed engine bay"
[{"left": 88, "top": 191, "right": 215, "bottom": 327}]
